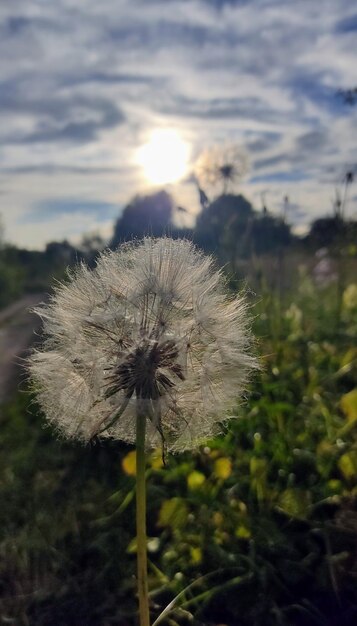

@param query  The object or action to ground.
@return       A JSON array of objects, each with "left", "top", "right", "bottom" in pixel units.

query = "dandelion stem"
[{"left": 136, "top": 403, "right": 150, "bottom": 626}]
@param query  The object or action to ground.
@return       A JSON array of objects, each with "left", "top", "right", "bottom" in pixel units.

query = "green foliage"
[
  {"left": 0, "top": 241, "right": 101, "bottom": 310},
  {"left": 1, "top": 266, "right": 357, "bottom": 625},
  {"left": 0, "top": 254, "right": 25, "bottom": 307}
]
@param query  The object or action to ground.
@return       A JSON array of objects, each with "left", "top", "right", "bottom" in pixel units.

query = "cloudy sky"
[{"left": 0, "top": 0, "right": 356, "bottom": 249}]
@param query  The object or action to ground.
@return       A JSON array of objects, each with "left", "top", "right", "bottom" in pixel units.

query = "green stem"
[{"left": 136, "top": 406, "right": 150, "bottom": 626}]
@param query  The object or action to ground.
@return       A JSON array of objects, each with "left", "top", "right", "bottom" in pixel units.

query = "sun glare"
[{"left": 137, "top": 129, "right": 190, "bottom": 185}]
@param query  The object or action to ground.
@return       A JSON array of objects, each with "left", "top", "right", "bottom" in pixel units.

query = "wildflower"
[
  {"left": 343, "top": 284, "right": 357, "bottom": 311},
  {"left": 194, "top": 144, "right": 249, "bottom": 195},
  {"left": 312, "top": 248, "right": 337, "bottom": 288},
  {"left": 29, "top": 238, "right": 257, "bottom": 452}
]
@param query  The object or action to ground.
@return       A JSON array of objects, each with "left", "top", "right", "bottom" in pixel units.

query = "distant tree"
[
  {"left": 307, "top": 216, "right": 346, "bottom": 249},
  {"left": 0, "top": 213, "right": 4, "bottom": 249},
  {"left": 79, "top": 232, "right": 106, "bottom": 266},
  {"left": 250, "top": 214, "right": 291, "bottom": 255},
  {"left": 45, "top": 240, "right": 79, "bottom": 266},
  {"left": 0, "top": 252, "right": 25, "bottom": 307},
  {"left": 195, "top": 193, "right": 254, "bottom": 258},
  {"left": 111, "top": 190, "right": 174, "bottom": 247},
  {"left": 80, "top": 233, "right": 105, "bottom": 253},
  {"left": 307, "top": 215, "right": 357, "bottom": 252}
]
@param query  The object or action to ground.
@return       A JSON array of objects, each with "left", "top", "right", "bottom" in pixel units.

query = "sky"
[{"left": 0, "top": 0, "right": 356, "bottom": 249}]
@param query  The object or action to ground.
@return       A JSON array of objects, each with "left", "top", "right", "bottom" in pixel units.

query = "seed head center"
[{"left": 105, "top": 339, "right": 185, "bottom": 400}]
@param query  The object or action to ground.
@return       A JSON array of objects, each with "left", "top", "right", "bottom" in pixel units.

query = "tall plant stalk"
[{"left": 136, "top": 405, "right": 150, "bottom": 626}]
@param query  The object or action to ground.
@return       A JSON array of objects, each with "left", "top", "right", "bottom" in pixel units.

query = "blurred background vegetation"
[{"left": 0, "top": 177, "right": 357, "bottom": 625}]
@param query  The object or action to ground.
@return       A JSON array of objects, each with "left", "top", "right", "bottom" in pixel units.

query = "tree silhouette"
[
  {"left": 195, "top": 193, "right": 254, "bottom": 256},
  {"left": 111, "top": 190, "right": 174, "bottom": 247},
  {"left": 250, "top": 214, "right": 291, "bottom": 255},
  {"left": 308, "top": 216, "right": 345, "bottom": 248}
]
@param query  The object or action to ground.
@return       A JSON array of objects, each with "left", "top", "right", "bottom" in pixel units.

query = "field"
[
  {"left": 1, "top": 247, "right": 356, "bottom": 626},
  {"left": 1, "top": 1, "right": 357, "bottom": 624}
]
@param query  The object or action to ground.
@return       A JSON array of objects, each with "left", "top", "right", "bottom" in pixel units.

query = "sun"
[{"left": 136, "top": 129, "right": 190, "bottom": 185}]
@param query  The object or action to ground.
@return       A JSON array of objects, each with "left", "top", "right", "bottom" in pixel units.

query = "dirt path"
[{"left": 0, "top": 293, "right": 46, "bottom": 403}]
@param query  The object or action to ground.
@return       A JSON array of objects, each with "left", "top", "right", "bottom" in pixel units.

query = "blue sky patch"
[{"left": 22, "top": 200, "right": 121, "bottom": 224}]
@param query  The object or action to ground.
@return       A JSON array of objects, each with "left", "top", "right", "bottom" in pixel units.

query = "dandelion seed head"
[
  {"left": 29, "top": 238, "right": 258, "bottom": 452},
  {"left": 194, "top": 144, "right": 250, "bottom": 193}
]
